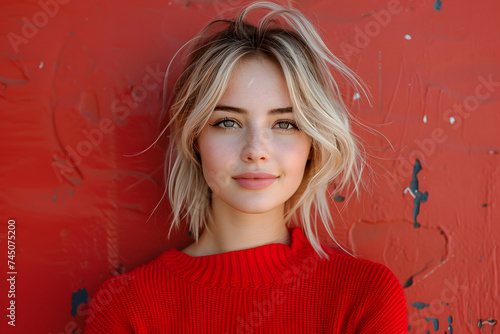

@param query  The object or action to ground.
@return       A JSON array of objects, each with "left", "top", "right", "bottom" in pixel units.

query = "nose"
[{"left": 241, "top": 127, "right": 270, "bottom": 163}]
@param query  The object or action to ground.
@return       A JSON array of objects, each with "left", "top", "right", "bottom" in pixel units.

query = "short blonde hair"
[{"left": 156, "top": 1, "right": 367, "bottom": 259}]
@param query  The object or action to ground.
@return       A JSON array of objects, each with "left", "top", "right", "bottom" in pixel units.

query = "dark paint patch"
[
  {"left": 410, "top": 159, "right": 428, "bottom": 228},
  {"left": 424, "top": 317, "right": 439, "bottom": 331},
  {"left": 448, "top": 315, "right": 453, "bottom": 333},
  {"left": 403, "top": 275, "right": 413, "bottom": 288},
  {"left": 412, "top": 302, "right": 430, "bottom": 309},
  {"left": 482, "top": 203, "right": 488, "bottom": 207},
  {"left": 403, "top": 264, "right": 428, "bottom": 289},
  {"left": 434, "top": 0, "right": 442, "bottom": 11},
  {"left": 53, "top": 187, "right": 59, "bottom": 202},
  {"left": 71, "top": 288, "right": 88, "bottom": 317},
  {"left": 478, "top": 319, "right": 497, "bottom": 328},
  {"left": 334, "top": 194, "right": 345, "bottom": 202}
]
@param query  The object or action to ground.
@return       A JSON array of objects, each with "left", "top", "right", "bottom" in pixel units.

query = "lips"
[{"left": 232, "top": 172, "right": 279, "bottom": 190}]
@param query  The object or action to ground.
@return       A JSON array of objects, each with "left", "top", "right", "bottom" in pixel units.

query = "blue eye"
[
  {"left": 275, "top": 120, "right": 299, "bottom": 130},
  {"left": 210, "top": 118, "right": 240, "bottom": 128},
  {"left": 208, "top": 118, "right": 299, "bottom": 131}
]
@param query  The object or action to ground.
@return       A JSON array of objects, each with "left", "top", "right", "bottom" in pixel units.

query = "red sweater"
[{"left": 85, "top": 227, "right": 408, "bottom": 333}]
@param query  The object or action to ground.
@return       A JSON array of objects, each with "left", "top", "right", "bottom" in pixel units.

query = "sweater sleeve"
[
  {"left": 84, "top": 273, "right": 137, "bottom": 334},
  {"left": 355, "top": 263, "right": 408, "bottom": 334}
]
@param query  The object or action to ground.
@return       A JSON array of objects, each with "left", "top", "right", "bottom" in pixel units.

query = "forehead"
[{"left": 217, "top": 56, "right": 292, "bottom": 110}]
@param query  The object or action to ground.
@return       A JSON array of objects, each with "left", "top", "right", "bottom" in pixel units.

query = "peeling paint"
[
  {"left": 410, "top": 159, "right": 428, "bottom": 228},
  {"left": 434, "top": 0, "right": 442, "bottom": 11},
  {"left": 334, "top": 194, "right": 345, "bottom": 202},
  {"left": 424, "top": 317, "right": 439, "bottom": 331},
  {"left": 71, "top": 288, "right": 88, "bottom": 317},
  {"left": 412, "top": 302, "right": 430, "bottom": 309}
]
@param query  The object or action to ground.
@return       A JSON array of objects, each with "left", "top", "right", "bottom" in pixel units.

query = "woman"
[{"left": 85, "top": 1, "right": 408, "bottom": 333}]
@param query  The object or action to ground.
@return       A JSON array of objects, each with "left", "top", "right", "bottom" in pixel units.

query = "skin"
[{"left": 181, "top": 56, "right": 311, "bottom": 257}]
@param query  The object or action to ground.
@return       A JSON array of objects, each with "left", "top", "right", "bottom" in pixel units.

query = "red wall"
[{"left": 1, "top": 0, "right": 498, "bottom": 333}]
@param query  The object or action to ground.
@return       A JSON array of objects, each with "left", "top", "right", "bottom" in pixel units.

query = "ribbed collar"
[{"left": 160, "top": 227, "right": 317, "bottom": 288}]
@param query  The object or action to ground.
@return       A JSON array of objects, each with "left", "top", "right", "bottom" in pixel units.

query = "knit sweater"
[{"left": 84, "top": 227, "right": 408, "bottom": 333}]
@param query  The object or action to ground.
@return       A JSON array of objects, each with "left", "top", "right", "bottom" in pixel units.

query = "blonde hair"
[{"left": 154, "top": 1, "right": 368, "bottom": 260}]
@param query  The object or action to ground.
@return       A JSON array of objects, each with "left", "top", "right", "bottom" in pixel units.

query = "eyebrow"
[{"left": 214, "top": 105, "right": 293, "bottom": 115}]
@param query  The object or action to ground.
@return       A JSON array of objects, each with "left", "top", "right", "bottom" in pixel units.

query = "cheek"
[
  {"left": 198, "top": 136, "right": 238, "bottom": 192},
  {"left": 277, "top": 137, "right": 311, "bottom": 172}
]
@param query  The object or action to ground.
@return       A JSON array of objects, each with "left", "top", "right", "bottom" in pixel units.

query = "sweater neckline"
[{"left": 160, "top": 227, "right": 317, "bottom": 288}]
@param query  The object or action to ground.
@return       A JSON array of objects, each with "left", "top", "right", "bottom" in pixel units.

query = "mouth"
[{"left": 232, "top": 172, "right": 279, "bottom": 190}]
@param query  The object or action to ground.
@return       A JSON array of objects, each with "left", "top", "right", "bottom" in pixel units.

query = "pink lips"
[{"left": 232, "top": 172, "right": 279, "bottom": 190}]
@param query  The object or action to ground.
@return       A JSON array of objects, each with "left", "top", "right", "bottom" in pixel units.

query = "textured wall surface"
[{"left": 1, "top": 0, "right": 498, "bottom": 333}]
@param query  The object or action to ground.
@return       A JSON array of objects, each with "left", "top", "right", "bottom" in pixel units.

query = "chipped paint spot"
[
  {"left": 410, "top": 159, "right": 428, "bottom": 228},
  {"left": 412, "top": 302, "right": 430, "bottom": 309},
  {"left": 403, "top": 276, "right": 414, "bottom": 288},
  {"left": 405, "top": 34, "right": 412, "bottom": 40},
  {"left": 334, "top": 194, "right": 345, "bottom": 202},
  {"left": 423, "top": 115, "right": 427, "bottom": 123},
  {"left": 353, "top": 92, "right": 361, "bottom": 100},
  {"left": 71, "top": 288, "right": 88, "bottom": 317},
  {"left": 424, "top": 317, "right": 439, "bottom": 331},
  {"left": 478, "top": 319, "right": 497, "bottom": 328},
  {"left": 52, "top": 187, "right": 59, "bottom": 202},
  {"left": 449, "top": 116, "right": 455, "bottom": 124},
  {"left": 434, "top": 0, "right": 442, "bottom": 11}
]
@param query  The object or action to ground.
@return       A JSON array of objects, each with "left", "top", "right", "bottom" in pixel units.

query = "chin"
[{"left": 227, "top": 198, "right": 285, "bottom": 215}]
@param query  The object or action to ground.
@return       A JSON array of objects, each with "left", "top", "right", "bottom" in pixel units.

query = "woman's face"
[{"left": 196, "top": 56, "right": 311, "bottom": 215}]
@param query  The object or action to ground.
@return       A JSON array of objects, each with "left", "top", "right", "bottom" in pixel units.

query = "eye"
[
  {"left": 274, "top": 120, "right": 299, "bottom": 131},
  {"left": 209, "top": 117, "right": 240, "bottom": 129}
]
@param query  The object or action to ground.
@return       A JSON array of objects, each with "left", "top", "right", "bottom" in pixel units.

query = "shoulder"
[
  {"left": 317, "top": 248, "right": 408, "bottom": 332},
  {"left": 85, "top": 271, "right": 137, "bottom": 332},
  {"left": 319, "top": 247, "right": 406, "bottom": 309},
  {"left": 94, "top": 250, "right": 169, "bottom": 294},
  {"left": 85, "top": 250, "right": 172, "bottom": 332},
  {"left": 322, "top": 247, "right": 398, "bottom": 285}
]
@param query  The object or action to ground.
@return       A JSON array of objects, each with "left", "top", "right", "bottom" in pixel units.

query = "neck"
[{"left": 181, "top": 195, "right": 291, "bottom": 257}]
